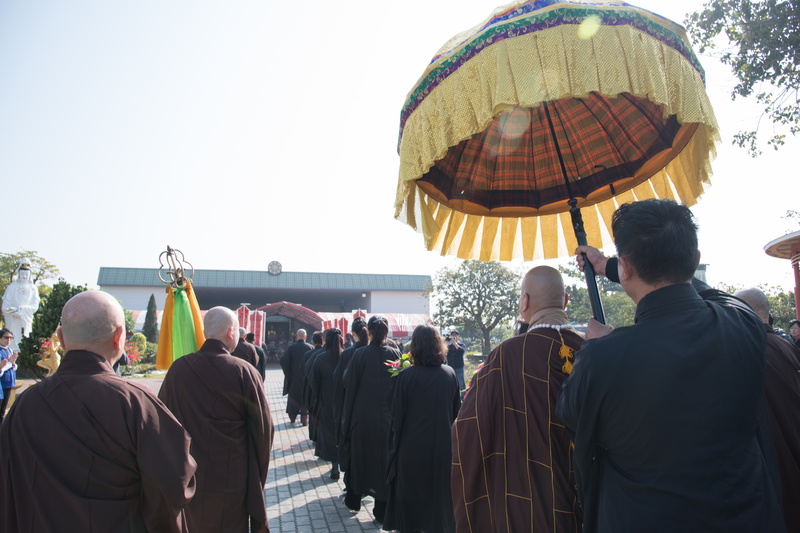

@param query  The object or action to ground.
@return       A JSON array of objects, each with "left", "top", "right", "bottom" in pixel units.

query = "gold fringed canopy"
[{"left": 395, "top": 0, "right": 719, "bottom": 261}]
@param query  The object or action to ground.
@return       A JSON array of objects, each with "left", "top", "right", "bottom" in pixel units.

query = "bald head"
[
  {"left": 59, "top": 291, "right": 125, "bottom": 363},
  {"left": 296, "top": 329, "right": 307, "bottom": 340},
  {"left": 238, "top": 327, "right": 246, "bottom": 338},
  {"left": 734, "top": 287, "right": 770, "bottom": 324},
  {"left": 519, "top": 266, "right": 567, "bottom": 322},
  {"left": 204, "top": 307, "right": 239, "bottom": 350}
]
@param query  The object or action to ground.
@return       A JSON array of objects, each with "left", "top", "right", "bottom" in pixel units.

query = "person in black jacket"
[
  {"left": 341, "top": 316, "right": 400, "bottom": 521},
  {"left": 790, "top": 319, "right": 800, "bottom": 350},
  {"left": 557, "top": 199, "right": 784, "bottom": 533},
  {"left": 245, "top": 332, "right": 266, "bottom": 381},
  {"left": 445, "top": 330, "right": 466, "bottom": 396},
  {"left": 279, "top": 329, "right": 313, "bottom": 425}
]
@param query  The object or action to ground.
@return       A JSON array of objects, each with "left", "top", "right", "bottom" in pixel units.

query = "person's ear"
[
  {"left": 618, "top": 256, "right": 632, "bottom": 282},
  {"left": 519, "top": 292, "right": 530, "bottom": 315},
  {"left": 112, "top": 325, "right": 125, "bottom": 350},
  {"left": 56, "top": 326, "right": 66, "bottom": 351},
  {"left": 563, "top": 292, "right": 569, "bottom": 310},
  {"left": 694, "top": 251, "right": 701, "bottom": 269}
]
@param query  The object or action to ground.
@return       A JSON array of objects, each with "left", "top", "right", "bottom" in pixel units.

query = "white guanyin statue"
[{"left": 2, "top": 258, "right": 41, "bottom": 351}]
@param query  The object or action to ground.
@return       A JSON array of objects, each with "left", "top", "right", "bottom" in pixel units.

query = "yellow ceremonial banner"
[{"left": 155, "top": 287, "right": 175, "bottom": 370}]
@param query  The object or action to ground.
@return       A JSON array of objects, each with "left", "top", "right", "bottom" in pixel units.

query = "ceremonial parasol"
[
  {"left": 155, "top": 246, "right": 205, "bottom": 370},
  {"left": 395, "top": 0, "right": 719, "bottom": 321},
  {"left": 764, "top": 230, "right": 800, "bottom": 320}
]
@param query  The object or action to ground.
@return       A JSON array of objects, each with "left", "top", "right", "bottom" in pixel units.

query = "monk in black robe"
[
  {"left": 303, "top": 331, "right": 324, "bottom": 440},
  {"left": 246, "top": 332, "right": 266, "bottom": 380},
  {"left": 0, "top": 291, "right": 196, "bottom": 533},
  {"left": 310, "top": 328, "right": 344, "bottom": 479},
  {"left": 385, "top": 325, "right": 460, "bottom": 533},
  {"left": 279, "top": 328, "right": 313, "bottom": 423},
  {"left": 159, "top": 306, "right": 274, "bottom": 533},
  {"left": 341, "top": 316, "right": 400, "bottom": 521},
  {"left": 332, "top": 317, "right": 368, "bottom": 481},
  {"left": 452, "top": 266, "right": 582, "bottom": 532}
]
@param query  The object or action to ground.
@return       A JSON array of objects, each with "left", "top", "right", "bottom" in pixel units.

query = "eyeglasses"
[{"left": 2, "top": 336, "right": 12, "bottom": 339}]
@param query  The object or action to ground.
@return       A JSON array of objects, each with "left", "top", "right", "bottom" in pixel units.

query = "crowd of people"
[
  {"left": 0, "top": 199, "right": 799, "bottom": 533},
  {"left": 281, "top": 199, "right": 800, "bottom": 533}
]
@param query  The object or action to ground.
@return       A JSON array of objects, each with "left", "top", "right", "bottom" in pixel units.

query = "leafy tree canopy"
[
  {"left": 687, "top": 0, "right": 800, "bottom": 156},
  {"left": 717, "top": 281, "right": 797, "bottom": 331},
  {"left": 562, "top": 264, "right": 796, "bottom": 332},
  {"left": 428, "top": 260, "right": 521, "bottom": 354},
  {"left": 559, "top": 264, "right": 636, "bottom": 327},
  {"left": 123, "top": 308, "right": 135, "bottom": 335}
]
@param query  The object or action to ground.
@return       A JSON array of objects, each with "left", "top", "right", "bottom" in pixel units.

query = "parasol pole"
[
  {"left": 542, "top": 102, "right": 606, "bottom": 324},
  {"left": 569, "top": 200, "right": 606, "bottom": 324}
]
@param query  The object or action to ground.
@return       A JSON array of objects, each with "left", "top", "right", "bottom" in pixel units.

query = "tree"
[
  {"left": 784, "top": 209, "right": 800, "bottom": 233},
  {"left": 559, "top": 264, "right": 636, "bottom": 328},
  {"left": 428, "top": 260, "right": 520, "bottom": 354},
  {"left": 760, "top": 284, "right": 797, "bottom": 331},
  {"left": 123, "top": 308, "right": 135, "bottom": 336},
  {"left": 562, "top": 264, "right": 797, "bottom": 330},
  {"left": 17, "top": 279, "right": 85, "bottom": 377},
  {"left": 0, "top": 251, "right": 60, "bottom": 307},
  {"left": 687, "top": 0, "right": 800, "bottom": 156},
  {"left": 143, "top": 293, "right": 159, "bottom": 343}
]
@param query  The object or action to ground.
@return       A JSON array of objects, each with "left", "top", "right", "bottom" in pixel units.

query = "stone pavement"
[
  {"left": 132, "top": 363, "right": 384, "bottom": 533},
  {"left": 262, "top": 362, "right": 384, "bottom": 532}
]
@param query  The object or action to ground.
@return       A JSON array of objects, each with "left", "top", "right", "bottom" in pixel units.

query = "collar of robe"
[
  {"left": 634, "top": 282, "right": 705, "bottom": 324},
  {"left": 529, "top": 307, "right": 570, "bottom": 327},
  {"left": 199, "top": 338, "right": 231, "bottom": 354},
  {"left": 59, "top": 350, "right": 115, "bottom": 374}
]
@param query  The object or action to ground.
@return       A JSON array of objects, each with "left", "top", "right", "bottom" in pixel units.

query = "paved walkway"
[
  {"left": 132, "top": 363, "right": 383, "bottom": 533},
  {"left": 262, "top": 363, "right": 383, "bottom": 532}
]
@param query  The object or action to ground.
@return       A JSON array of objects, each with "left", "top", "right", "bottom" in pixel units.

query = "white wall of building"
[
  {"left": 101, "top": 286, "right": 166, "bottom": 311},
  {"left": 101, "top": 286, "right": 430, "bottom": 315},
  {"left": 370, "top": 291, "right": 430, "bottom": 314}
]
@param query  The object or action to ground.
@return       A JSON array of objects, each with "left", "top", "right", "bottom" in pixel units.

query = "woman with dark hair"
[
  {"left": 341, "top": 315, "right": 401, "bottom": 521},
  {"left": 383, "top": 325, "right": 461, "bottom": 533},
  {"left": 332, "top": 317, "right": 369, "bottom": 490},
  {"left": 310, "top": 328, "right": 344, "bottom": 479}
]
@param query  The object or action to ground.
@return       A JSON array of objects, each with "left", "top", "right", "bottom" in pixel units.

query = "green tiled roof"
[{"left": 98, "top": 267, "right": 431, "bottom": 292}]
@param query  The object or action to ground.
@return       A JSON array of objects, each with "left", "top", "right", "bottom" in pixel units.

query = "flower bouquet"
[{"left": 384, "top": 353, "right": 412, "bottom": 377}]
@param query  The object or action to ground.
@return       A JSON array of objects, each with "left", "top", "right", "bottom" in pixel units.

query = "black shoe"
[
  {"left": 330, "top": 467, "right": 340, "bottom": 481},
  {"left": 373, "top": 499, "right": 387, "bottom": 523},
  {"left": 344, "top": 491, "right": 361, "bottom": 511}
]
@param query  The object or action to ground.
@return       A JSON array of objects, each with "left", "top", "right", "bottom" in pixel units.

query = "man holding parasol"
[{"left": 557, "top": 199, "right": 784, "bottom": 532}]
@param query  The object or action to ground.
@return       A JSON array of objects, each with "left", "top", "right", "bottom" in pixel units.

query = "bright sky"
[{"left": 1, "top": 0, "right": 797, "bottom": 294}]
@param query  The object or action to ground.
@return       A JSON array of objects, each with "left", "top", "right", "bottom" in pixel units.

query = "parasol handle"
[{"left": 568, "top": 200, "right": 606, "bottom": 325}]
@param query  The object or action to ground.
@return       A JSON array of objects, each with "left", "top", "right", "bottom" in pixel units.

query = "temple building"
[{"left": 98, "top": 263, "right": 431, "bottom": 356}]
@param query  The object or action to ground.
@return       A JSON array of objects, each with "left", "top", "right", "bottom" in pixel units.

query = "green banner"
[{"left": 171, "top": 285, "right": 198, "bottom": 361}]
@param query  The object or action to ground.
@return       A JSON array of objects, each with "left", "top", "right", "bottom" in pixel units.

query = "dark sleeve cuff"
[{"left": 605, "top": 257, "right": 620, "bottom": 283}]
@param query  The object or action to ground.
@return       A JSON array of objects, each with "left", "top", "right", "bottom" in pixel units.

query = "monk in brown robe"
[
  {"left": 232, "top": 326, "right": 259, "bottom": 368},
  {"left": 0, "top": 291, "right": 197, "bottom": 533},
  {"left": 452, "top": 266, "right": 583, "bottom": 532},
  {"left": 736, "top": 288, "right": 800, "bottom": 532},
  {"left": 159, "top": 306, "right": 274, "bottom": 533}
]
